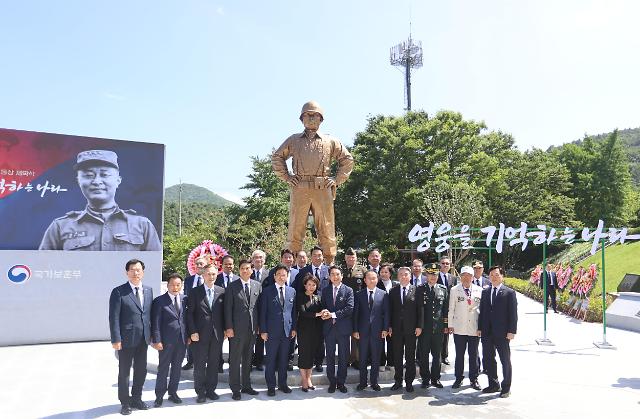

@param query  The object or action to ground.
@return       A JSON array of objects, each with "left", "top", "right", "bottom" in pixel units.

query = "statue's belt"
[{"left": 295, "top": 175, "right": 329, "bottom": 189}]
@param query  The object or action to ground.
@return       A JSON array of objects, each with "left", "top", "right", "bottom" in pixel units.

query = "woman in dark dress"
[{"left": 296, "top": 273, "right": 323, "bottom": 391}]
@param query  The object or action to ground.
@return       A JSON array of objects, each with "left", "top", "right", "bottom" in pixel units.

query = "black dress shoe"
[
  {"left": 206, "top": 391, "right": 219, "bottom": 400},
  {"left": 153, "top": 397, "right": 163, "bottom": 408},
  {"left": 390, "top": 382, "right": 402, "bottom": 391},
  {"left": 482, "top": 385, "right": 501, "bottom": 393},
  {"left": 452, "top": 379, "right": 463, "bottom": 389},
  {"left": 351, "top": 362, "right": 360, "bottom": 370},
  {"left": 420, "top": 382, "right": 429, "bottom": 389},
  {"left": 406, "top": 384, "right": 414, "bottom": 393},
  {"left": 232, "top": 392, "right": 241, "bottom": 400},
  {"left": 131, "top": 400, "right": 149, "bottom": 410},
  {"left": 337, "top": 384, "right": 348, "bottom": 393},
  {"left": 168, "top": 394, "right": 182, "bottom": 404},
  {"left": 470, "top": 380, "right": 481, "bottom": 390},
  {"left": 356, "top": 383, "right": 367, "bottom": 391},
  {"left": 315, "top": 365, "right": 323, "bottom": 372},
  {"left": 267, "top": 388, "right": 276, "bottom": 397},
  {"left": 279, "top": 385, "right": 293, "bottom": 394},
  {"left": 255, "top": 365, "right": 264, "bottom": 371},
  {"left": 242, "top": 388, "right": 259, "bottom": 395},
  {"left": 301, "top": 387, "right": 309, "bottom": 393},
  {"left": 309, "top": 385, "right": 316, "bottom": 390},
  {"left": 500, "top": 390, "right": 511, "bottom": 398},
  {"left": 328, "top": 384, "right": 336, "bottom": 393},
  {"left": 120, "top": 405, "right": 132, "bottom": 415},
  {"left": 218, "top": 366, "right": 224, "bottom": 373},
  {"left": 442, "top": 358, "right": 450, "bottom": 365},
  {"left": 196, "top": 394, "right": 207, "bottom": 403},
  {"left": 182, "top": 362, "right": 193, "bottom": 370},
  {"left": 371, "top": 384, "right": 381, "bottom": 391},
  {"left": 287, "top": 364, "right": 294, "bottom": 371},
  {"left": 431, "top": 380, "right": 444, "bottom": 388}
]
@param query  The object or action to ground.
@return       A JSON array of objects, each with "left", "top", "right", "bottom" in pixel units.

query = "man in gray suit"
[
  {"left": 437, "top": 256, "right": 457, "bottom": 365},
  {"left": 109, "top": 259, "right": 153, "bottom": 415},
  {"left": 225, "top": 259, "right": 262, "bottom": 400}
]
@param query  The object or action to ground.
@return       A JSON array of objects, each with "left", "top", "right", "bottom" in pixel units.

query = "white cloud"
[
  {"left": 217, "top": 191, "right": 245, "bottom": 206},
  {"left": 103, "top": 92, "right": 126, "bottom": 101},
  {"left": 216, "top": 6, "right": 224, "bottom": 16}
]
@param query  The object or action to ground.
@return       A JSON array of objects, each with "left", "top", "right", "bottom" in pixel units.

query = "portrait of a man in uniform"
[{"left": 39, "top": 149, "right": 161, "bottom": 251}]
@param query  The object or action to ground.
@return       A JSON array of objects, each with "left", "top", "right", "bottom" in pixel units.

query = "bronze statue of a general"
[{"left": 272, "top": 101, "right": 353, "bottom": 265}]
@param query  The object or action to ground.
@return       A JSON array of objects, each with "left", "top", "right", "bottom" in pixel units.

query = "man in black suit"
[
  {"left": 262, "top": 249, "right": 295, "bottom": 289},
  {"left": 108, "top": 259, "right": 153, "bottom": 415},
  {"left": 215, "top": 255, "right": 236, "bottom": 288},
  {"left": 151, "top": 274, "right": 188, "bottom": 407},
  {"left": 540, "top": 263, "right": 558, "bottom": 313},
  {"left": 367, "top": 248, "right": 382, "bottom": 275},
  {"left": 182, "top": 255, "right": 209, "bottom": 371},
  {"left": 353, "top": 270, "right": 389, "bottom": 391},
  {"left": 478, "top": 265, "right": 518, "bottom": 398},
  {"left": 225, "top": 259, "right": 262, "bottom": 400},
  {"left": 389, "top": 267, "right": 423, "bottom": 392},
  {"left": 320, "top": 265, "right": 354, "bottom": 393},
  {"left": 187, "top": 263, "right": 226, "bottom": 403},
  {"left": 437, "top": 256, "right": 457, "bottom": 365},
  {"left": 251, "top": 249, "right": 270, "bottom": 371},
  {"left": 260, "top": 264, "right": 297, "bottom": 396}
]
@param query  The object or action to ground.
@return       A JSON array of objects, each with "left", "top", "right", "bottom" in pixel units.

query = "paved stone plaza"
[{"left": 1, "top": 292, "right": 638, "bottom": 418}]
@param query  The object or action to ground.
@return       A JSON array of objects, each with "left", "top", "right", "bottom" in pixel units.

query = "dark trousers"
[
  {"left": 156, "top": 341, "right": 187, "bottom": 398},
  {"left": 418, "top": 331, "right": 442, "bottom": 381},
  {"left": 117, "top": 340, "right": 148, "bottom": 406},
  {"left": 545, "top": 286, "right": 557, "bottom": 311},
  {"left": 265, "top": 335, "right": 291, "bottom": 389},
  {"left": 392, "top": 332, "right": 417, "bottom": 385},
  {"left": 228, "top": 330, "right": 255, "bottom": 393},
  {"left": 325, "top": 328, "right": 349, "bottom": 385},
  {"left": 441, "top": 332, "right": 449, "bottom": 361},
  {"left": 192, "top": 337, "right": 222, "bottom": 396},
  {"left": 185, "top": 346, "right": 193, "bottom": 365},
  {"left": 314, "top": 334, "right": 325, "bottom": 367},
  {"left": 358, "top": 333, "right": 383, "bottom": 385},
  {"left": 349, "top": 336, "right": 360, "bottom": 365},
  {"left": 482, "top": 335, "right": 512, "bottom": 392},
  {"left": 453, "top": 334, "right": 479, "bottom": 381},
  {"left": 380, "top": 334, "right": 393, "bottom": 367},
  {"left": 253, "top": 335, "right": 265, "bottom": 366}
]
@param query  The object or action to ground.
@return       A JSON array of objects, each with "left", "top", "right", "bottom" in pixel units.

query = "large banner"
[{"left": 0, "top": 128, "right": 164, "bottom": 346}]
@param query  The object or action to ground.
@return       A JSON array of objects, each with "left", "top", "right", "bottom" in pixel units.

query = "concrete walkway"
[{"left": 1, "top": 292, "right": 638, "bottom": 418}]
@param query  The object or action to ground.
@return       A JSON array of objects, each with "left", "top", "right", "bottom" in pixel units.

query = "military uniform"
[
  {"left": 271, "top": 101, "right": 354, "bottom": 264},
  {"left": 417, "top": 282, "right": 449, "bottom": 384},
  {"left": 39, "top": 205, "right": 161, "bottom": 251}
]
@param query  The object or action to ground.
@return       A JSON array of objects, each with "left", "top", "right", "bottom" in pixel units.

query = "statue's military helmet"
[{"left": 299, "top": 101, "right": 324, "bottom": 121}]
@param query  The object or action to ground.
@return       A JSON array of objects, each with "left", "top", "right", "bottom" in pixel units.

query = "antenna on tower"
[{"left": 390, "top": 29, "right": 423, "bottom": 111}]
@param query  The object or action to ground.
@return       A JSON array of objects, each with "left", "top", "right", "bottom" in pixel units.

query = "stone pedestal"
[{"left": 606, "top": 292, "right": 640, "bottom": 332}]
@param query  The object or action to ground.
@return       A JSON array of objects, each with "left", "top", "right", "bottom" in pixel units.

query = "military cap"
[
  {"left": 74, "top": 150, "right": 119, "bottom": 170},
  {"left": 345, "top": 247, "right": 357, "bottom": 256},
  {"left": 299, "top": 100, "right": 324, "bottom": 121},
  {"left": 425, "top": 263, "right": 439, "bottom": 274}
]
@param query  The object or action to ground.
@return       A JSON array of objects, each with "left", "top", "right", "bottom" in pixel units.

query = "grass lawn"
[{"left": 576, "top": 241, "right": 640, "bottom": 295}]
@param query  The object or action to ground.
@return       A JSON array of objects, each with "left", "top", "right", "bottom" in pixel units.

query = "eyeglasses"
[{"left": 441, "top": 262, "right": 450, "bottom": 265}]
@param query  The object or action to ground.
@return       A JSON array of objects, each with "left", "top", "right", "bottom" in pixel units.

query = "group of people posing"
[{"left": 108, "top": 247, "right": 518, "bottom": 416}]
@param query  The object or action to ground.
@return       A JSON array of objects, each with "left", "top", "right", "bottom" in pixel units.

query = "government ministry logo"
[{"left": 7, "top": 264, "right": 31, "bottom": 284}]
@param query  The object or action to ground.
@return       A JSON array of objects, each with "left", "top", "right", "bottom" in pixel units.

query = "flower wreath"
[{"left": 187, "top": 240, "right": 229, "bottom": 275}]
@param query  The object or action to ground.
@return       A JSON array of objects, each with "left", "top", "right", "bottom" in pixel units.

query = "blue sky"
[{"left": 1, "top": 1, "right": 638, "bottom": 203}]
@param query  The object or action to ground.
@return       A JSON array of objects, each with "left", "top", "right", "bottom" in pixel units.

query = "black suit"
[
  {"left": 389, "top": 284, "right": 423, "bottom": 385},
  {"left": 478, "top": 284, "right": 518, "bottom": 393},
  {"left": 151, "top": 292, "right": 188, "bottom": 398},
  {"left": 251, "top": 267, "right": 269, "bottom": 368},
  {"left": 215, "top": 272, "right": 235, "bottom": 289},
  {"left": 182, "top": 274, "right": 202, "bottom": 365},
  {"left": 540, "top": 270, "right": 557, "bottom": 312},
  {"left": 187, "top": 284, "right": 225, "bottom": 397},
  {"left": 224, "top": 278, "right": 261, "bottom": 393},
  {"left": 109, "top": 282, "right": 153, "bottom": 406}
]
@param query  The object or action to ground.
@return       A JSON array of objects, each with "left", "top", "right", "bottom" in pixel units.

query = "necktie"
[
  {"left": 256, "top": 270, "right": 261, "bottom": 282},
  {"left": 207, "top": 288, "right": 213, "bottom": 308},
  {"left": 368, "top": 290, "right": 374, "bottom": 310},
  {"left": 402, "top": 287, "right": 407, "bottom": 304},
  {"left": 174, "top": 295, "right": 180, "bottom": 312},
  {"left": 244, "top": 283, "right": 250, "bottom": 302},
  {"left": 315, "top": 267, "right": 320, "bottom": 279},
  {"left": 135, "top": 287, "right": 142, "bottom": 306},
  {"left": 279, "top": 287, "right": 285, "bottom": 307},
  {"left": 430, "top": 286, "right": 435, "bottom": 299},
  {"left": 464, "top": 288, "right": 471, "bottom": 305},
  {"left": 197, "top": 275, "right": 202, "bottom": 286},
  {"left": 333, "top": 286, "right": 338, "bottom": 304},
  {"left": 226, "top": 275, "right": 231, "bottom": 287},
  {"left": 492, "top": 287, "right": 497, "bottom": 305},
  {"left": 441, "top": 274, "right": 447, "bottom": 287}
]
